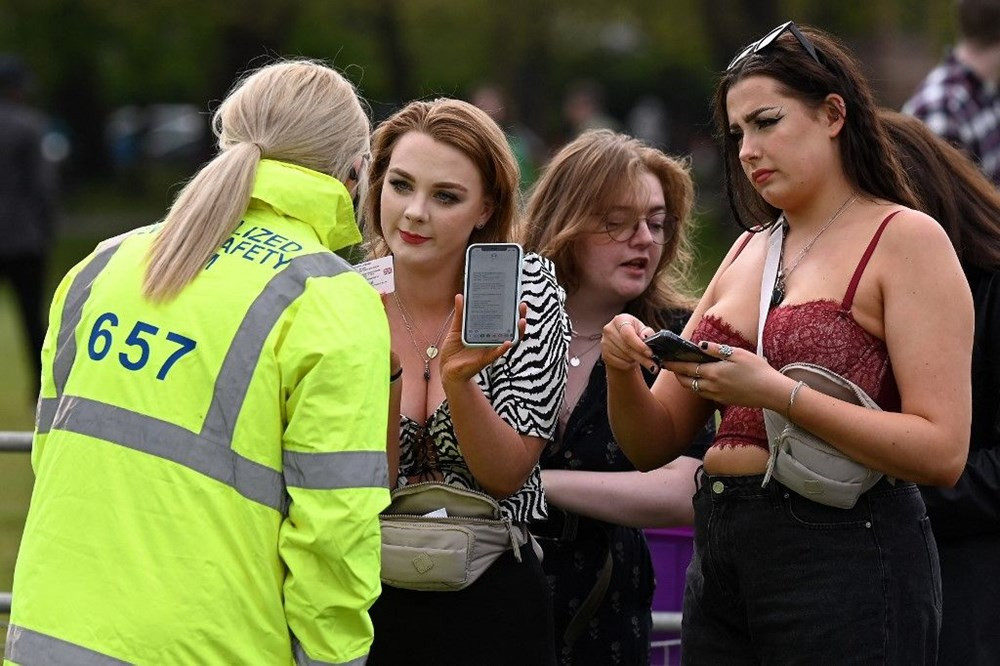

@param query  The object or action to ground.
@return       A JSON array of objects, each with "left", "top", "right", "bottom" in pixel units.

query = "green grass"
[{"left": 1, "top": 285, "right": 37, "bottom": 639}]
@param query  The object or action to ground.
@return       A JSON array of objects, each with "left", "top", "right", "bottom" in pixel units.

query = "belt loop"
[{"left": 694, "top": 464, "right": 706, "bottom": 491}]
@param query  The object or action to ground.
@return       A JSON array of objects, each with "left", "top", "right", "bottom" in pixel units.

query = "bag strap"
[
  {"left": 758, "top": 220, "right": 784, "bottom": 356},
  {"left": 759, "top": 221, "right": 785, "bottom": 486},
  {"left": 563, "top": 549, "right": 613, "bottom": 647}
]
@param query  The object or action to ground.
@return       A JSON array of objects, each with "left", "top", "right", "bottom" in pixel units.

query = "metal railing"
[
  {"left": 1, "top": 432, "right": 30, "bottom": 618},
  {"left": 0, "top": 430, "right": 685, "bottom": 634},
  {"left": 651, "top": 611, "right": 682, "bottom": 634},
  {"left": 0, "top": 431, "right": 32, "bottom": 452}
]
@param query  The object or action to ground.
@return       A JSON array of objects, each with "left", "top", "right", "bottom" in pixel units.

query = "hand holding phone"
[
  {"left": 461, "top": 243, "right": 523, "bottom": 347},
  {"left": 644, "top": 330, "right": 720, "bottom": 364}
]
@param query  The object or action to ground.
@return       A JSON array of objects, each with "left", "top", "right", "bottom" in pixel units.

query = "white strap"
[
  {"left": 759, "top": 219, "right": 785, "bottom": 487},
  {"left": 757, "top": 219, "right": 784, "bottom": 355}
]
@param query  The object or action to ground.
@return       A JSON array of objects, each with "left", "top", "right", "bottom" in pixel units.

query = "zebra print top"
[{"left": 396, "top": 253, "right": 569, "bottom": 523}]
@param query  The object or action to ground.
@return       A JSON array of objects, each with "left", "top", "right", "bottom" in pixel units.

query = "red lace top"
[{"left": 693, "top": 212, "right": 902, "bottom": 451}]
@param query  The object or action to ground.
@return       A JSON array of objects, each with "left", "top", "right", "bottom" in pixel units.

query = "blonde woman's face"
[
  {"left": 574, "top": 170, "right": 665, "bottom": 307},
  {"left": 379, "top": 132, "right": 492, "bottom": 273}
]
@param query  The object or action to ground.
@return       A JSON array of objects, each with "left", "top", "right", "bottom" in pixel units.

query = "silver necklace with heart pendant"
[{"left": 393, "top": 292, "right": 456, "bottom": 381}]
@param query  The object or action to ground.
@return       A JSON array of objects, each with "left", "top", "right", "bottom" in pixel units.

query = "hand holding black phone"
[{"left": 644, "top": 330, "right": 720, "bottom": 364}]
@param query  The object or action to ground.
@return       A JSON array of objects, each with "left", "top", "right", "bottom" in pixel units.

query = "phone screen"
[{"left": 462, "top": 243, "right": 522, "bottom": 346}]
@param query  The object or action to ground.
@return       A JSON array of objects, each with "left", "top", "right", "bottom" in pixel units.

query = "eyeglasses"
[
  {"left": 726, "top": 21, "right": 821, "bottom": 72},
  {"left": 602, "top": 210, "right": 676, "bottom": 245}
]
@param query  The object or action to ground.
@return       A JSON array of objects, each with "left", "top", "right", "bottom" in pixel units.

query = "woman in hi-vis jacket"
[{"left": 6, "top": 60, "right": 389, "bottom": 666}]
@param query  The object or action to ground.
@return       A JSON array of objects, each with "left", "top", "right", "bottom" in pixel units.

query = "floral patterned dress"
[{"left": 535, "top": 311, "right": 712, "bottom": 665}]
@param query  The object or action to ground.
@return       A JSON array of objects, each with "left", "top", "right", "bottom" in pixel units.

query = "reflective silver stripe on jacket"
[
  {"left": 34, "top": 249, "right": 385, "bottom": 512},
  {"left": 53, "top": 395, "right": 287, "bottom": 511},
  {"left": 5, "top": 624, "right": 133, "bottom": 665},
  {"left": 284, "top": 450, "right": 388, "bottom": 490},
  {"left": 51, "top": 241, "right": 124, "bottom": 400},
  {"left": 201, "top": 253, "right": 351, "bottom": 446},
  {"left": 294, "top": 642, "right": 368, "bottom": 666}
]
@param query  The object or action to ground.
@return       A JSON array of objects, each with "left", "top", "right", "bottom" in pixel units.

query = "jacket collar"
[{"left": 250, "top": 159, "right": 361, "bottom": 252}]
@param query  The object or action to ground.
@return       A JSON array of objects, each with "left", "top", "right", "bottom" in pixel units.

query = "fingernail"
[{"left": 699, "top": 341, "right": 708, "bottom": 350}]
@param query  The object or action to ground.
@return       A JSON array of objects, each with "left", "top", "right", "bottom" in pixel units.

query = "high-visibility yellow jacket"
[{"left": 5, "top": 160, "right": 390, "bottom": 666}]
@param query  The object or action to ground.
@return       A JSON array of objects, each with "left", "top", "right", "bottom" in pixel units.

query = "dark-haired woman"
[
  {"left": 883, "top": 108, "right": 1000, "bottom": 666},
  {"left": 603, "top": 23, "right": 973, "bottom": 664}
]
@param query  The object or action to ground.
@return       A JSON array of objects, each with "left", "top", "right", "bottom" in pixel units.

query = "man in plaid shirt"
[{"left": 903, "top": 0, "right": 1000, "bottom": 186}]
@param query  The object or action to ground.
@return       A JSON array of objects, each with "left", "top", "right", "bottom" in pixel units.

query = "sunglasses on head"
[{"left": 726, "top": 21, "right": 822, "bottom": 72}]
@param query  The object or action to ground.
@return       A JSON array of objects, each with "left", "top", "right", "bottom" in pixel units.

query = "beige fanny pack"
[
  {"left": 762, "top": 362, "right": 887, "bottom": 509},
  {"left": 379, "top": 482, "right": 535, "bottom": 591}
]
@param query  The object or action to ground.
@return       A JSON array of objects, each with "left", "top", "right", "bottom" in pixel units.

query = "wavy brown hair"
[
  {"left": 364, "top": 98, "right": 521, "bottom": 258},
  {"left": 882, "top": 109, "right": 1000, "bottom": 271},
  {"left": 714, "top": 24, "right": 917, "bottom": 231},
  {"left": 521, "top": 129, "right": 698, "bottom": 328}
]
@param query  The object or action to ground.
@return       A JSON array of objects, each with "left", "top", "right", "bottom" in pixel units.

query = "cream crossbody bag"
[
  {"left": 757, "top": 223, "right": 889, "bottom": 509},
  {"left": 379, "top": 482, "right": 534, "bottom": 591}
]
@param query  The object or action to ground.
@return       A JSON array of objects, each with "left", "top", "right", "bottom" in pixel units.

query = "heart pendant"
[{"left": 426, "top": 346, "right": 439, "bottom": 359}]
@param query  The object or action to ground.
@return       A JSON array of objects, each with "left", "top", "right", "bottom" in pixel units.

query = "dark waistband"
[{"left": 695, "top": 468, "right": 904, "bottom": 501}]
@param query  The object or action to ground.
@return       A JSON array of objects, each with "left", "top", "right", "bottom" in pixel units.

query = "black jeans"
[{"left": 682, "top": 471, "right": 941, "bottom": 665}]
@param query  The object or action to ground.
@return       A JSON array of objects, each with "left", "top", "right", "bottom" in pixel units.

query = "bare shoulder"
[
  {"left": 878, "top": 207, "right": 953, "bottom": 252},
  {"left": 720, "top": 228, "right": 768, "bottom": 267},
  {"left": 870, "top": 206, "right": 959, "bottom": 274}
]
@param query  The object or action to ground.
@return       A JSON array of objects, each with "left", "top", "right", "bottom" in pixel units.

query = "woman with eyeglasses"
[
  {"left": 602, "top": 23, "right": 973, "bottom": 664},
  {"left": 522, "top": 129, "right": 713, "bottom": 665}
]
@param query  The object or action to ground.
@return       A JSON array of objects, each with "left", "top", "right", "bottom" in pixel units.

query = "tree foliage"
[{"left": 0, "top": 0, "right": 954, "bottom": 183}]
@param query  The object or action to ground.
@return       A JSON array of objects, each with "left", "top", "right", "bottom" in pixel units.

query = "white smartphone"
[{"left": 461, "top": 243, "right": 524, "bottom": 347}]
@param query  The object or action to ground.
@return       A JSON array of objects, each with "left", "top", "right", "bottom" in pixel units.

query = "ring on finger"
[
  {"left": 616, "top": 320, "right": 632, "bottom": 331},
  {"left": 691, "top": 377, "right": 700, "bottom": 393},
  {"left": 718, "top": 344, "right": 734, "bottom": 360},
  {"left": 695, "top": 364, "right": 702, "bottom": 379}
]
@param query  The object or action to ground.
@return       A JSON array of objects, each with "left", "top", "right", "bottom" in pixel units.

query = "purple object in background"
[
  {"left": 646, "top": 526, "right": 694, "bottom": 612},
  {"left": 646, "top": 526, "right": 694, "bottom": 666}
]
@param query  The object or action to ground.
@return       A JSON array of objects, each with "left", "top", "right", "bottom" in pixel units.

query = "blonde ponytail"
[
  {"left": 143, "top": 60, "right": 370, "bottom": 301},
  {"left": 143, "top": 143, "right": 260, "bottom": 300}
]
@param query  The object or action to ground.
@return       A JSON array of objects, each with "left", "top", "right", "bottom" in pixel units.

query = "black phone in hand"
[{"left": 644, "top": 330, "right": 720, "bottom": 364}]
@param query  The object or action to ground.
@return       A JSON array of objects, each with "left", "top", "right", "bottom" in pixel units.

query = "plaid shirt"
[{"left": 903, "top": 51, "right": 1000, "bottom": 186}]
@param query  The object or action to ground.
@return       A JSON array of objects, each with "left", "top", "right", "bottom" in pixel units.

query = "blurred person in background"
[
  {"left": 5, "top": 59, "right": 389, "bottom": 665},
  {"left": 0, "top": 54, "right": 56, "bottom": 398},
  {"left": 363, "top": 97, "right": 568, "bottom": 666},
  {"left": 563, "top": 80, "right": 620, "bottom": 138},
  {"left": 603, "top": 23, "right": 973, "bottom": 663},
  {"left": 903, "top": 0, "right": 1000, "bottom": 185},
  {"left": 882, "top": 108, "right": 1000, "bottom": 666},
  {"left": 471, "top": 82, "right": 545, "bottom": 187},
  {"left": 522, "top": 129, "right": 712, "bottom": 665}
]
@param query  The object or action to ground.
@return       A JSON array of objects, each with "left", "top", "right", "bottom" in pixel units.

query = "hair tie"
[{"left": 250, "top": 142, "right": 264, "bottom": 157}]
